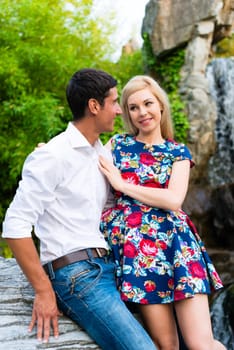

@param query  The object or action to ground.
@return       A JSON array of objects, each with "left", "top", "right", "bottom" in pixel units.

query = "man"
[{"left": 2, "top": 69, "right": 156, "bottom": 350}]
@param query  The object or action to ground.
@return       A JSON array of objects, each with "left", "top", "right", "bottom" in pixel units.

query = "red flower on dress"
[
  {"left": 168, "top": 278, "right": 174, "bottom": 289},
  {"left": 121, "top": 293, "right": 129, "bottom": 301},
  {"left": 140, "top": 298, "right": 149, "bottom": 304},
  {"left": 126, "top": 212, "right": 142, "bottom": 227},
  {"left": 139, "top": 259, "right": 147, "bottom": 268},
  {"left": 140, "top": 153, "right": 156, "bottom": 165},
  {"left": 144, "top": 280, "right": 156, "bottom": 292},
  {"left": 112, "top": 226, "right": 120, "bottom": 234},
  {"left": 156, "top": 240, "right": 167, "bottom": 250},
  {"left": 122, "top": 281, "right": 132, "bottom": 291},
  {"left": 174, "top": 290, "right": 185, "bottom": 301},
  {"left": 148, "top": 227, "right": 157, "bottom": 236},
  {"left": 188, "top": 261, "right": 206, "bottom": 279},
  {"left": 121, "top": 172, "right": 139, "bottom": 184},
  {"left": 139, "top": 239, "right": 157, "bottom": 256},
  {"left": 212, "top": 270, "right": 223, "bottom": 285},
  {"left": 142, "top": 181, "right": 163, "bottom": 188},
  {"left": 124, "top": 241, "right": 138, "bottom": 258}
]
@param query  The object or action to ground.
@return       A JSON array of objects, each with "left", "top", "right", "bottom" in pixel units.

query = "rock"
[
  {"left": 142, "top": 0, "right": 234, "bottom": 56},
  {"left": 211, "top": 284, "right": 234, "bottom": 349},
  {"left": 211, "top": 183, "right": 234, "bottom": 249},
  {"left": 0, "top": 257, "right": 100, "bottom": 350}
]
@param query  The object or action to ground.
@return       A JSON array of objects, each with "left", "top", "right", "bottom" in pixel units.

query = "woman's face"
[{"left": 127, "top": 88, "right": 162, "bottom": 136}]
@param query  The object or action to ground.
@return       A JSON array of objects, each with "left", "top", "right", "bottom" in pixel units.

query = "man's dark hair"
[{"left": 66, "top": 68, "right": 117, "bottom": 120}]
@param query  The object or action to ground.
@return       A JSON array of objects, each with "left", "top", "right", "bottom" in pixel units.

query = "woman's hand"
[
  {"left": 99, "top": 156, "right": 190, "bottom": 211},
  {"left": 99, "top": 155, "right": 125, "bottom": 192}
]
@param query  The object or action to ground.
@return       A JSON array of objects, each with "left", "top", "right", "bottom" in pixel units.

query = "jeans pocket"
[{"left": 53, "top": 260, "right": 102, "bottom": 299}]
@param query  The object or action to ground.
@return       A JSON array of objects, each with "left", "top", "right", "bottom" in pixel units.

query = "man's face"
[{"left": 96, "top": 87, "right": 122, "bottom": 133}]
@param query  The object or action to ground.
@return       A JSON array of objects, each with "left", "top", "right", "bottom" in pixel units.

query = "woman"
[{"left": 99, "top": 75, "right": 226, "bottom": 350}]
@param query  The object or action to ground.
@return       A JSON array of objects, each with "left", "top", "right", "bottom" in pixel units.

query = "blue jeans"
[{"left": 46, "top": 251, "right": 156, "bottom": 350}]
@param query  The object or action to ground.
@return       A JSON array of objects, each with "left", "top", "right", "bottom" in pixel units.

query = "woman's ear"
[{"left": 88, "top": 98, "right": 100, "bottom": 115}]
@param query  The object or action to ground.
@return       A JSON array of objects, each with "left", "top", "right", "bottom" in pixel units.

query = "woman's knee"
[{"left": 184, "top": 338, "right": 218, "bottom": 350}]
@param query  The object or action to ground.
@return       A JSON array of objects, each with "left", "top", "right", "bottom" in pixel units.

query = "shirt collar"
[{"left": 66, "top": 122, "right": 103, "bottom": 150}]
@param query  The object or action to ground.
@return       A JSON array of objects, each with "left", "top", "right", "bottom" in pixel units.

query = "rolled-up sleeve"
[{"left": 2, "top": 148, "right": 61, "bottom": 239}]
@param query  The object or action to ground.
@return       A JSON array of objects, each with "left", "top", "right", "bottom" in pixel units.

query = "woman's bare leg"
[
  {"left": 175, "top": 294, "right": 226, "bottom": 350},
  {"left": 138, "top": 303, "right": 179, "bottom": 350}
]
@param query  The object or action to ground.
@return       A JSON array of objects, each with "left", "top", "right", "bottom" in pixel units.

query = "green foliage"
[
  {"left": 214, "top": 33, "right": 234, "bottom": 57},
  {"left": 112, "top": 50, "right": 144, "bottom": 92},
  {"left": 100, "top": 49, "right": 145, "bottom": 144},
  {"left": 0, "top": 0, "right": 116, "bottom": 246},
  {"left": 142, "top": 33, "right": 189, "bottom": 143},
  {"left": 142, "top": 33, "right": 157, "bottom": 73},
  {"left": 0, "top": 238, "right": 12, "bottom": 258}
]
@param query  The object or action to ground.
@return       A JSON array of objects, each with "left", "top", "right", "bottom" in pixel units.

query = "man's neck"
[{"left": 73, "top": 119, "right": 99, "bottom": 146}]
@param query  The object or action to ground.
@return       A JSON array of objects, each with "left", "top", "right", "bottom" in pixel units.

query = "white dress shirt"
[{"left": 2, "top": 122, "right": 112, "bottom": 264}]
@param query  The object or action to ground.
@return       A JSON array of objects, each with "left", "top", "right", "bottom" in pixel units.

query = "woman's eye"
[{"left": 145, "top": 101, "right": 153, "bottom": 106}]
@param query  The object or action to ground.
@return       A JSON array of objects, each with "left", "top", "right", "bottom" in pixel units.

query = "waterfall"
[
  {"left": 206, "top": 58, "right": 234, "bottom": 187},
  {"left": 206, "top": 58, "right": 234, "bottom": 348}
]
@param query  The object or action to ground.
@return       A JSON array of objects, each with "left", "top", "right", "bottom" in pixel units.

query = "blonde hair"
[{"left": 121, "top": 75, "right": 174, "bottom": 139}]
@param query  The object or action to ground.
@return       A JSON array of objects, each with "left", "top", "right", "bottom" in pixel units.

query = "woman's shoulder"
[
  {"left": 166, "top": 139, "right": 194, "bottom": 164},
  {"left": 166, "top": 139, "right": 189, "bottom": 152}
]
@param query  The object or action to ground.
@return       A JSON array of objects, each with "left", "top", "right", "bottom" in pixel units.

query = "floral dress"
[{"left": 100, "top": 134, "right": 223, "bottom": 304}]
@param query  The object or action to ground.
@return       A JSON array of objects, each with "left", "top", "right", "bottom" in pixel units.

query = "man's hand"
[
  {"left": 28, "top": 289, "right": 61, "bottom": 343},
  {"left": 6, "top": 238, "right": 61, "bottom": 344}
]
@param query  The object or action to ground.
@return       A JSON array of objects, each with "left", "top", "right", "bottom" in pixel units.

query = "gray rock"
[
  {"left": 142, "top": 0, "right": 234, "bottom": 55},
  {"left": 0, "top": 257, "right": 100, "bottom": 350}
]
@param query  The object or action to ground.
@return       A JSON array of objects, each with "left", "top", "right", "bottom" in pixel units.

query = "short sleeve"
[{"left": 173, "top": 142, "right": 195, "bottom": 168}]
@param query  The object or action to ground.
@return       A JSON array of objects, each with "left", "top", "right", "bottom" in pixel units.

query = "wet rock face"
[
  {"left": 211, "top": 183, "right": 234, "bottom": 248},
  {"left": 0, "top": 257, "right": 100, "bottom": 350},
  {"left": 207, "top": 58, "right": 234, "bottom": 188},
  {"left": 184, "top": 182, "right": 234, "bottom": 252},
  {"left": 211, "top": 284, "right": 234, "bottom": 349},
  {"left": 183, "top": 58, "right": 234, "bottom": 254}
]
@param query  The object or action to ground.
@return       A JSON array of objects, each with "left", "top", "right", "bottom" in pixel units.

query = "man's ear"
[{"left": 88, "top": 98, "right": 100, "bottom": 115}]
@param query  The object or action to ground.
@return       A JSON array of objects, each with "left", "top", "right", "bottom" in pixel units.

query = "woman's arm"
[{"left": 98, "top": 155, "right": 190, "bottom": 211}]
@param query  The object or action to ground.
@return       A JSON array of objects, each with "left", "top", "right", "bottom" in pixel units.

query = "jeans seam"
[{"left": 56, "top": 293, "right": 132, "bottom": 350}]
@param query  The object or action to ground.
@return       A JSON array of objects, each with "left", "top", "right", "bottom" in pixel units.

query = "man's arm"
[{"left": 6, "top": 237, "right": 60, "bottom": 343}]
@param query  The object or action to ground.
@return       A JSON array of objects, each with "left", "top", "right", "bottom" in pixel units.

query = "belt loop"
[
  {"left": 96, "top": 248, "right": 102, "bottom": 258},
  {"left": 47, "top": 261, "right": 55, "bottom": 280}
]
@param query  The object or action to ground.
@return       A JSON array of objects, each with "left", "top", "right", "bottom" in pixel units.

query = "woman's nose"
[{"left": 139, "top": 106, "right": 147, "bottom": 116}]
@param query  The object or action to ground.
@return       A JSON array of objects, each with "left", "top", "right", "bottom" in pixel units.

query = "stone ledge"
[{"left": 0, "top": 257, "right": 100, "bottom": 350}]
